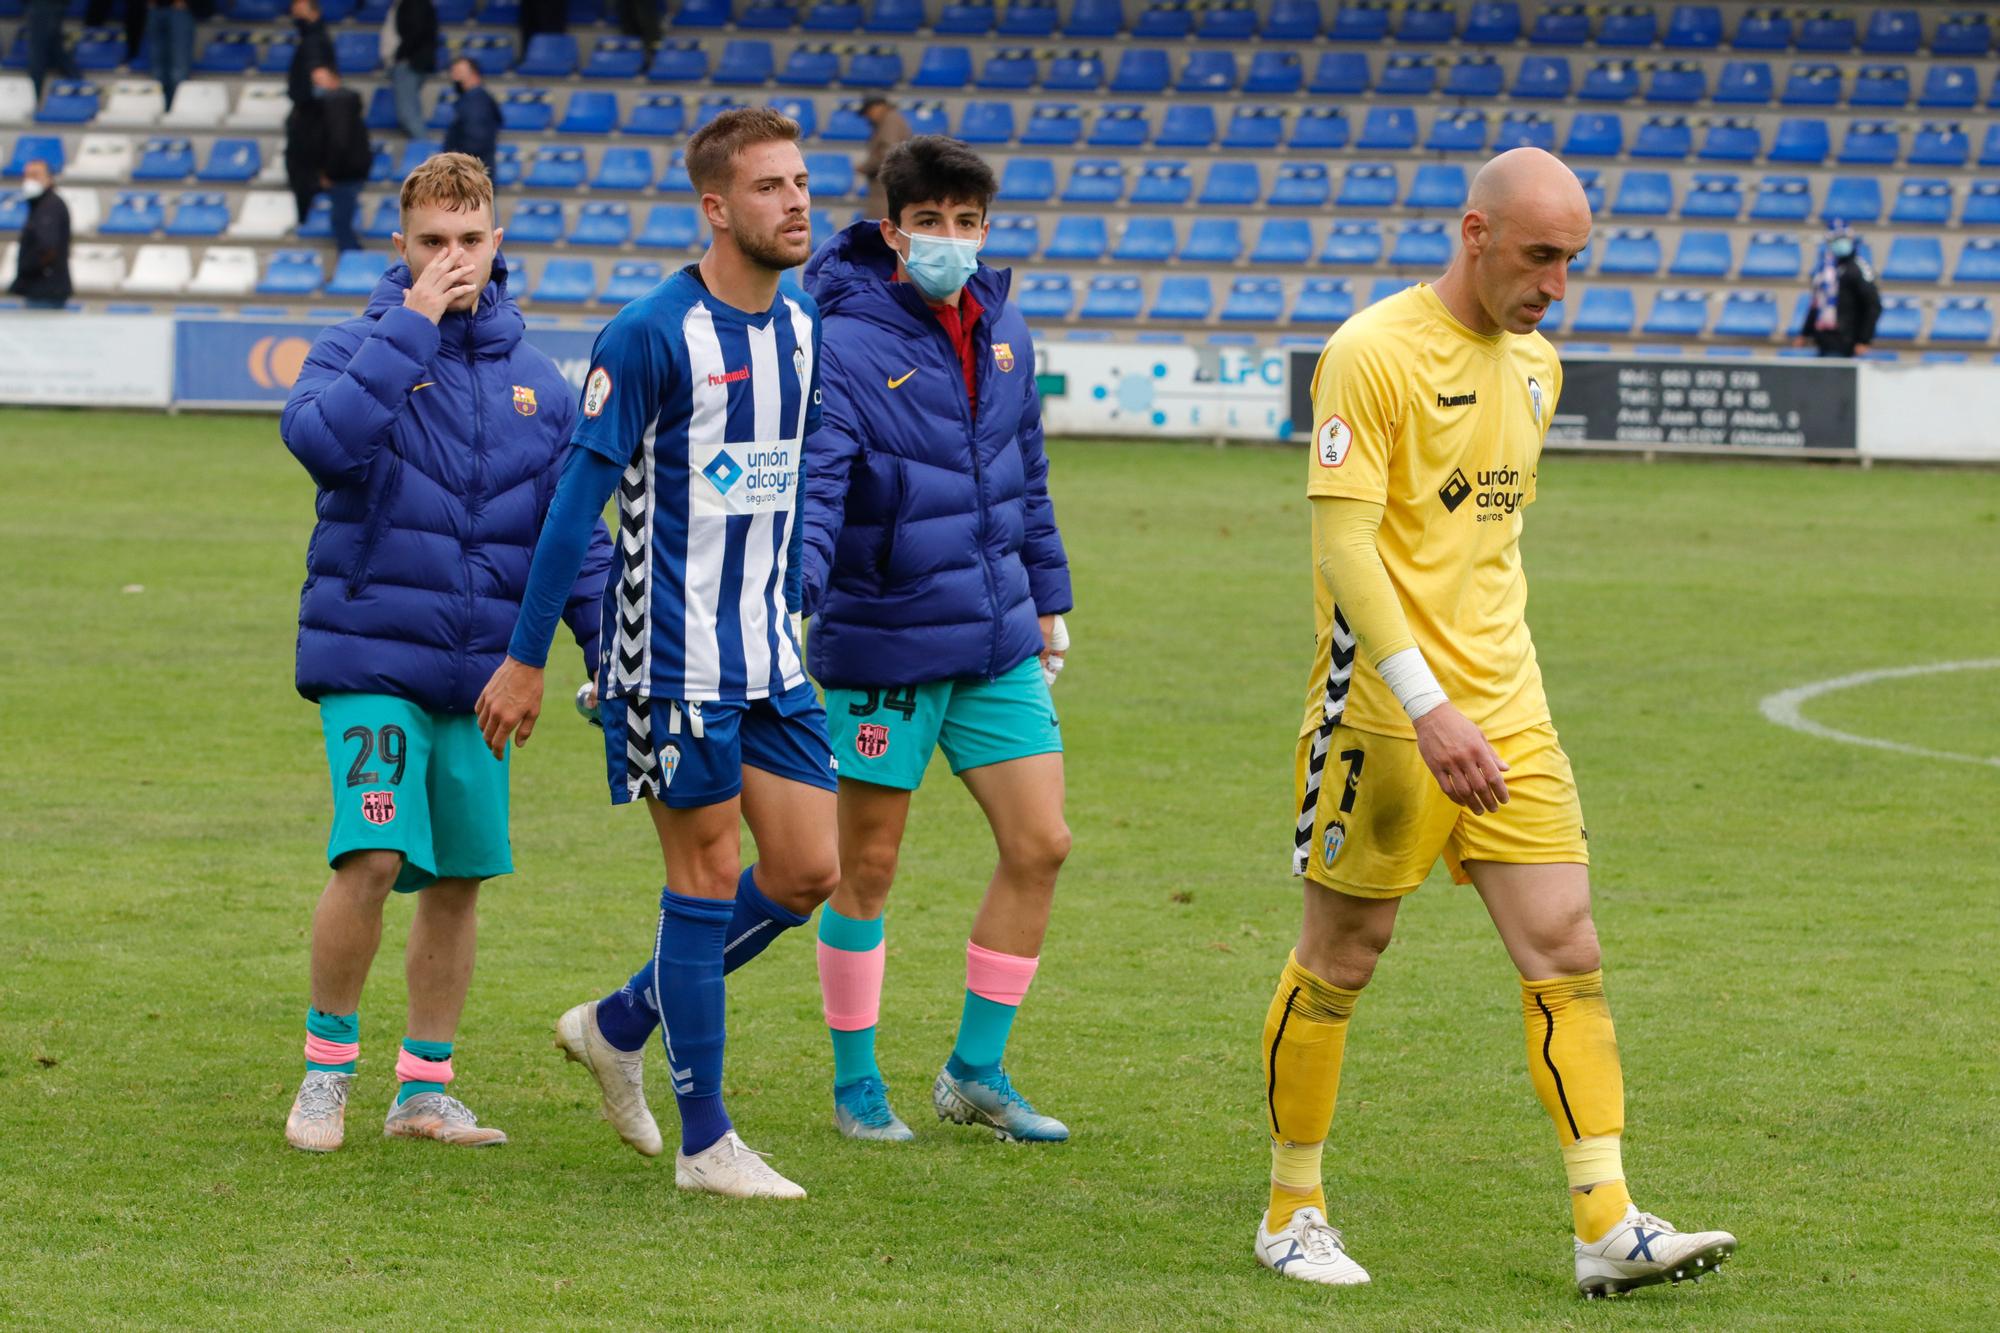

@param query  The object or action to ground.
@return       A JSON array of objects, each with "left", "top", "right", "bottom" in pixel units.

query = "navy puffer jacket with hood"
[
  {"left": 283, "top": 254, "right": 610, "bottom": 714},
  {"left": 799, "top": 221, "right": 1071, "bottom": 690}
]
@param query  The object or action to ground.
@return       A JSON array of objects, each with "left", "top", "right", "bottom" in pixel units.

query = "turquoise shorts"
[
  {"left": 825, "top": 656, "right": 1063, "bottom": 792},
  {"left": 319, "top": 693, "right": 512, "bottom": 893}
]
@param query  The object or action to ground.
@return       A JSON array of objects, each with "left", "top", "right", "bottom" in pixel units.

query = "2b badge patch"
[
  {"left": 1316, "top": 414, "right": 1354, "bottom": 468},
  {"left": 855, "top": 723, "right": 890, "bottom": 759},
  {"left": 361, "top": 790, "right": 396, "bottom": 825},
  {"left": 583, "top": 367, "right": 612, "bottom": 418}
]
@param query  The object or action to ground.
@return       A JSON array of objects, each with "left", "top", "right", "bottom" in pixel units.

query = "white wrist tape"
[{"left": 1377, "top": 646, "right": 1448, "bottom": 722}]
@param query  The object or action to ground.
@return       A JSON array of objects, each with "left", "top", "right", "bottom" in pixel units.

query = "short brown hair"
[
  {"left": 685, "top": 107, "right": 801, "bottom": 195},
  {"left": 399, "top": 152, "right": 494, "bottom": 223}
]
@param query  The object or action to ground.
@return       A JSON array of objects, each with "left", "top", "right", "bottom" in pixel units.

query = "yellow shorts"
[{"left": 1291, "top": 720, "right": 1588, "bottom": 898}]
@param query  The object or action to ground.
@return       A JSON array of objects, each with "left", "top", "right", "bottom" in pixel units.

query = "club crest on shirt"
[
  {"left": 362, "top": 790, "right": 396, "bottom": 825},
  {"left": 512, "top": 384, "right": 537, "bottom": 416},
  {"left": 1528, "top": 376, "right": 1543, "bottom": 428},
  {"left": 993, "top": 342, "right": 1016, "bottom": 373},
  {"left": 660, "top": 744, "right": 680, "bottom": 788},
  {"left": 855, "top": 723, "right": 890, "bottom": 759},
  {"left": 1322, "top": 818, "right": 1345, "bottom": 869},
  {"left": 583, "top": 367, "right": 612, "bottom": 418},
  {"left": 1316, "top": 414, "right": 1354, "bottom": 468},
  {"left": 794, "top": 345, "right": 809, "bottom": 384}
]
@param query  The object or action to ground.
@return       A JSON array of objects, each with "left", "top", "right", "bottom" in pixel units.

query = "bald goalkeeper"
[{"left": 1251, "top": 149, "right": 1736, "bottom": 1298}]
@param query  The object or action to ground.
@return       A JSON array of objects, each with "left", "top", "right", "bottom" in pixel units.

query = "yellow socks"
[
  {"left": 1262, "top": 951, "right": 1361, "bottom": 1231},
  {"left": 1521, "top": 969, "right": 1630, "bottom": 1242}
]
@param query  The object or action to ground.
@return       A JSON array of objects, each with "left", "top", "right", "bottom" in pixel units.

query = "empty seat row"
[{"left": 1585, "top": 227, "right": 2000, "bottom": 283}]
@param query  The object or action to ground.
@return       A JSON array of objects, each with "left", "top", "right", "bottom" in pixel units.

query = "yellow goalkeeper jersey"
[{"left": 1299, "top": 283, "right": 1562, "bottom": 742}]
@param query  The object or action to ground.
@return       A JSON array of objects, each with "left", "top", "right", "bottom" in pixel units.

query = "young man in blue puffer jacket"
[
  {"left": 798, "top": 137, "right": 1076, "bottom": 1144},
  {"left": 279, "top": 153, "right": 610, "bottom": 1154}
]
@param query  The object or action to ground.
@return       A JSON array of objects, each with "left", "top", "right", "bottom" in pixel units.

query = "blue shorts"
[
  {"left": 319, "top": 693, "right": 512, "bottom": 893},
  {"left": 599, "top": 680, "right": 839, "bottom": 809},
  {"left": 824, "top": 656, "right": 1064, "bottom": 792}
]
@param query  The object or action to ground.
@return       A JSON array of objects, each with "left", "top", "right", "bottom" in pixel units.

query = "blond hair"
[
  {"left": 684, "top": 107, "right": 801, "bottom": 195},
  {"left": 399, "top": 152, "right": 494, "bottom": 225}
]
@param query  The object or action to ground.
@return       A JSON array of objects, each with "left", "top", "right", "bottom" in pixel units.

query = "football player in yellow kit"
[{"left": 1254, "top": 148, "right": 1736, "bottom": 1298}]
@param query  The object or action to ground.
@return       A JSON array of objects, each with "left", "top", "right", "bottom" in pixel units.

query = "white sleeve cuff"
[{"left": 1377, "top": 646, "right": 1449, "bottom": 722}]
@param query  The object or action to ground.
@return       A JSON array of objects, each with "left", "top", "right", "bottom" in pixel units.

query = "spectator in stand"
[
  {"left": 310, "top": 66, "right": 374, "bottom": 254},
  {"left": 25, "top": 0, "right": 79, "bottom": 101},
  {"left": 856, "top": 96, "right": 912, "bottom": 221},
  {"left": 285, "top": 0, "right": 339, "bottom": 226},
  {"left": 616, "top": 0, "right": 661, "bottom": 55},
  {"left": 519, "top": 0, "right": 567, "bottom": 44},
  {"left": 9, "top": 160, "right": 72, "bottom": 310},
  {"left": 85, "top": 0, "right": 148, "bottom": 67},
  {"left": 288, "top": 0, "right": 337, "bottom": 105},
  {"left": 146, "top": 0, "right": 197, "bottom": 112},
  {"left": 442, "top": 57, "right": 500, "bottom": 179},
  {"left": 389, "top": 0, "right": 440, "bottom": 141},
  {"left": 1794, "top": 220, "right": 1882, "bottom": 359}
]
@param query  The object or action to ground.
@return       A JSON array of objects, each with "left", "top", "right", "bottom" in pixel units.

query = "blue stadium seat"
[
  {"left": 473, "top": 0, "right": 516, "bottom": 23},
  {"left": 194, "top": 30, "right": 257, "bottom": 74},
  {"left": 1222, "top": 278, "right": 1284, "bottom": 324},
  {"left": 1823, "top": 178, "right": 1883, "bottom": 223},
  {"left": 1062, "top": 0, "right": 1121, "bottom": 37},
  {"left": 1852, "top": 65, "right": 1910, "bottom": 108},
  {"left": 593, "top": 148, "right": 653, "bottom": 192},
  {"left": 1891, "top": 179, "right": 1953, "bottom": 226},
  {"left": 1665, "top": 4, "right": 1722, "bottom": 47},
  {"left": 1715, "top": 60, "right": 1773, "bottom": 104},
  {"left": 60, "top": 27, "right": 114, "bottom": 73},
  {"left": 626, "top": 94, "right": 685, "bottom": 137},
  {"left": 1781, "top": 64, "right": 1841, "bottom": 106},
  {"left": 1530, "top": 3, "right": 1590, "bottom": 44},
  {"left": 977, "top": 47, "right": 1038, "bottom": 90},
  {"left": 903, "top": 100, "right": 948, "bottom": 136},
  {"left": 1222, "top": 107, "right": 1285, "bottom": 151},
  {"left": 1883, "top": 236, "right": 1944, "bottom": 282},
  {"left": 1244, "top": 51, "right": 1303, "bottom": 95},
  {"left": 1571, "top": 287, "right": 1636, "bottom": 335},
  {"left": 1177, "top": 50, "right": 1236, "bottom": 93},
  {"left": 599, "top": 259, "right": 664, "bottom": 305},
  {"left": 1180, "top": 218, "right": 1241, "bottom": 263},
  {"left": 360, "top": 196, "right": 400, "bottom": 241},
  {"left": 1337, "top": 164, "right": 1397, "bottom": 209},
  {"left": 524, "top": 145, "right": 583, "bottom": 189},
  {"left": 1081, "top": 275, "right": 1142, "bottom": 320},
  {"left": 1329, "top": 1, "right": 1391, "bottom": 43},
  {"left": 1017, "top": 273, "right": 1074, "bottom": 320},
  {"left": 196, "top": 139, "right": 259, "bottom": 183},
  {"left": 1292, "top": 278, "right": 1355, "bottom": 325},
  {"left": 333, "top": 30, "right": 383, "bottom": 75},
  {"left": 1873, "top": 296, "right": 1921, "bottom": 341},
  {"left": 1644, "top": 289, "right": 1709, "bottom": 337},
  {"left": 1367, "top": 277, "right": 1418, "bottom": 308},
  {"left": 568, "top": 202, "right": 630, "bottom": 248},
  {"left": 1151, "top": 276, "right": 1213, "bottom": 321},
  {"left": 258, "top": 250, "right": 324, "bottom": 297},
  {"left": 1356, "top": 107, "right": 1416, "bottom": 151},
  {"left": 1932, "top": 297, "right": 1992, "bottom": 342},
  {"left": 492, "top": 144, "right": 522, "bottom": 189},
  {"left": 1612, "top": 170, "right": 1674, "bottom": 216},
  {"left": 1682, "top": 174, "right": 1743, "bottom": 218},
  {"left": 1396, "top": 1, "right": 1455, "bottom": 43},
  {"left": 1934, "top": 12, "right": 1992, "bottom": 57},
  {"left": 1669, "top": 230, "right": 1732, "bottom": 277},
  {"left": 1426, "top": 111, "right": 1487, "bottom": 154},
  {"left": 1648, "top": 62, "right": 1706, "bottom": 104},
  {"left": 582, "top": 36, "right": 646, "bottom": 80},
  {"left": 1130, "top": 161, "right": 1190, "bottom": 204},
  {"left": 1953, "top": 239, "right": 2000, "bottom": 284},
  {"left": 322, "top": 249, "right": 390, "bottom": 297},
  {"left": 1598, "top": 228, "right": 1662, "bottom": 276},
  {"left": 35, "top": 80, "right": 97, "bottom": 125},
  {"left": 845, "top": 46, "right": 905, "bottom": 88},
  {"left": 531, "top": 258, "right": 595, "bottom": 305},
  {"left": 505, "top": 200, "right": 564, "bottom": 245},
  {"left": 1023, "top": 103, "right": 1085, "bottom": 146},
  {"left": 502, "top": 89, "right": 554, "bottom": 134},
  {"left": 1135, "top": 1, "right": 1192, "bottom": 39},
  {"left": 1715, "top": 290, "right": 1778, "bottom": 339},
  {"left": 134, "top": 138, "right": 195, "bottom": 182},
  {"left": 1270, "top": 163, "right": 1330, "bottom": 207},
  {"left": 1389, "top": 222, "right": 1449, "bottom": 267},
  {"left": 1798, "top": 12, "right": 1855, "bottom": 51},
  {"left": 1512, "top": 56, "right": 1576, "bottom": 98},
  {"left": 1906, "top": 122, "right": 1968, "bottom": 167},
  {"left": 1750, "top": 175, "right": 1813, "bottom": 222},
  {"left": 1919, "top": 65, "right": 1978, "bottom": 110},
  {"left": 365, "top": 87, "right": 400, "bottom": 133},
  {"left": 1045, "top": 215, "right": 1108, "bottom": 260},
  {"left": 803, "top": 3, "right": 866, "bottom": 33},
  {"left": 1045, "top": 50, "right": 1104, "bottom": 91},
  {"left": 910, "top": 45, "right": 971, "bottom": 88},
  {"left": 1309, "top": 52, "right": 1371, "bottom": 97},
  {"left": 1199, "top": 162, "right": 1260, "bottom": 207},
  {"left": 1291, "top": 107, "right": 1350, "bottom": 150},
  {"left": 1982, "top": 125, "right": 2000, "bottom": 168},
  {"left": 100, "top": 192, "right": 163, "bottom": 236},
  {"left": 1599, "top": 3, "right": 1656, "bottom": 45},
  {"left": 733, "top": 2, "right": 787, "bottom": 28},
  {"left": 1158, "top": 104, "right": 1217, "bottom": 148},
  {"left": 1265, "top": 0, "right": 1321, "bottom": 40},
  {"left": 1377, "top": 55, "right": 1436, "bottom": 97},
  {"left": 557, "top": 91, "right": 619, "bottom": 137},
  {"left": 1581, "top": 60, "right": 1639, "bottom": 102},
  {"left": 1494, "top": 112, "right": 1555, "bottom": 152},
  {"left": 1443, "top": 54, "right": 1503, "bottom": 99},
  {"left": 1633, "top": 116, "right": 1692, "bottom": 159},
  {"left": 777, "top": 43, "right": 839, "bottom": 86},
  {"left": 1862, "top": 9, "right": 1919, "bottom": 54},
  {"left": 1464, "top": 2, "right": 1521, "bottom": 43},
  {"left": 983, "top": 214, "right": 1039, "bottom": 260},
  {"left": 997, "top": 157, "right": 1054, "bottom": 201},
  {"left": 1406, "top": 164, "right": 1467, "bottom": 210},
  {"left": 867, "top": 0, "right": 924, "bottom": 32},
  {"left": 1251, "top": 219, "right": 1313, "bottom": 265},
  {"left": 957, "top": 101, "right": 1015, "bottom": 143},
  {"left": 1699, "top": 118, "right": 1761, "bottom": 161},
  {"left": 1061, "top": 159, "right": 1125, "bottom": 203},
  {"left": 1839, "top": 121, "right": 1900, "bottom": 166},
  {"left": 1088, "top": 104, "right": 1150, "bottom": 147},
  {"left": 462, "top": 36, "right": 514, "bottom": 77},
  {"left": 517, "top": 33, "right": 577, "bottom": 78},
  {"left": 996, "top": 0, "right": 1058, "bottom": 36},
  {"left": 1741, "top": 230, "right": 1802, "bottom": 277},
  {"left": 1771, "top": 118, "right": 1831, "bottom": 164},
  {"left": 1111, "top": 48, "right": 1170, "bottom": 94},
  {"left": 161, "top": 191, "right": 228, "bottom": 238},
  {"left": 1321, "top": 220, "right": 1382, "bottom": 265},
  {"left": 637, "top": 204, "right": 700, "bottom": 249},
  {"left": 648, "top": 40, "right": 707, "bottom": 82},
  {"left": 396, "top": 138, "right": 445, "bottom": 179},
  {"left": 671, "top": 0, "right": 729, "bottom": 25},
  {"left": 1563, "top": 113, "right": 1624, "bottom": 157}
]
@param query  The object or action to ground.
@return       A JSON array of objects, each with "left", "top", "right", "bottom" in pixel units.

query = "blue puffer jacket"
[
  {"left": 799, "top": 221, "right": 1071, "bottom": 690},
  {"left": 283, "top": 254, "right": 610, "bottom": 714}
]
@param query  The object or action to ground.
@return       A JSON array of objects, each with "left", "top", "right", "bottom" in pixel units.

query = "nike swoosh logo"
[
  {"left": 887, "top": 369, "right": 917, "bottom": 389},
  {"left": 411, "top": 382, "right": 435, "bottom": 393}
]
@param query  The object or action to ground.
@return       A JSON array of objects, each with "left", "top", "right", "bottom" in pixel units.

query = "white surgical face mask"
[
  {"left": 21, "top": 180, "right": 46, "bottom": 200},
  {"left": 895, "top": 227, "right": 980, "bottom": 302}
]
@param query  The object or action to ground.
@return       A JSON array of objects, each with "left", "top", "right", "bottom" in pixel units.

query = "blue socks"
[
  {"left": 595, "top": 962, "right": 661, "bottom": 1052},
  {"left": 949, "top": 994, "right": 1021, "bottom": 1078},
  {"left": 652, "top": 887, "right": 735, "bottom": 1155}
]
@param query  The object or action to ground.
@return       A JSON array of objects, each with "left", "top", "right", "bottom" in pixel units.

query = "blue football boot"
[
  {"left": 931, "top": 1060, "right": 1069, "bottom": 1143},
  {"left": 832, "top": 1075, "right": 915, "bottom": 1142}
]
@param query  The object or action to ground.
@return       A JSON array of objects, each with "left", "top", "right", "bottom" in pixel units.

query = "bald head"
[
  {"left": 1432, "top": 148, "right": 1593, "bottom": 337},
  {"left": 1467, "top": 147, "right": 1592, "bottom": 235}
]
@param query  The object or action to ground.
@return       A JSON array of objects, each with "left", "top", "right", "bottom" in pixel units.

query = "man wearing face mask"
[
  {"left": 442, "top": 57, "right": 500, "bottom": 179},
  {"left": 795, "top": 136, "right": 1076, "bottom": 1146},
  {"left": 9, "top": 159, "right": 71, "bottom": 310},
  {"left": 1793, "top": 220, "right": 1881, "bottom": 358}
]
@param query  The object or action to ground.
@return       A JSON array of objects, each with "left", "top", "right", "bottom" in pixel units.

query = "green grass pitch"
[{"left": 2, "top": 410, "right": 1997, "bottom": 1330}]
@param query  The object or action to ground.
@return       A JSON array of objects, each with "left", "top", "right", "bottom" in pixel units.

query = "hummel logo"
[
  {"left": 706, "top": 366, "right": 750, "bottom": 387},
  {"left": 887, "top": 369, "right": 918, "bottom": 389},
  {"left": 1439, "top": 468, "right": 1474, "bottom": 512},
  {"left": 1436, "top": 391, "right": 1477, "bottom": 408}
]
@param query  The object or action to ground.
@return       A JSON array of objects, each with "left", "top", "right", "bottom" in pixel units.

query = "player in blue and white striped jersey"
[{"left": 477, "top": 109, "right": 839, "bottom": 1200}]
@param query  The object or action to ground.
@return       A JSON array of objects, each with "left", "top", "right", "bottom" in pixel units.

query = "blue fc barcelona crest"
[
  {"left": 1527, "top": 376, "right": 1543, "bottom": 428},
  {"left": 1322, "top": 819, "right": 1346, "bottom": 869}
]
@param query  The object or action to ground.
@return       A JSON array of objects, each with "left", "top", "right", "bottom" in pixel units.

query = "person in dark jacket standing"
[
  {"left": 389, "top": 0, "right": 438, "bottom": 140},
  {"left": 278, "top": 153, "right": 611, "bottom": 1154},
  {"left": 145, "top": 0, "right": 196, "bottom": 111},
  {"left": 25, "top": 0, "right": 79, "bottom": 99},
  {"left": 308, "top": 66, "right": 372, "bottom": 252},
  {"left": 9, "top": 159, "right": 71, "bottom": 308},
  {"left": 798, "top": 137, "right": 1075, "bottom": 1146},
  {"left": 442, "top": 57, "right": 500, "bottom": 178},
  {"left": 1794, "top": 220, "right": 1882, "bottom": 358},
  {"left": 285, "top": 0, "right": 338, "bottom": 226}
]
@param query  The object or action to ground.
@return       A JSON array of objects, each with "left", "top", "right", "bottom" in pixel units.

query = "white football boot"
[
  {"left": 675, "top": 1130, "right": 807, "bottom": 1200},
  {"left": 554, "top": 1001, "right": 664, "bottom": 1157},
  {"left": 1255, "top": 1206, "right": 1371, "bottom": 1286},
  {"left": 1575, "top": 1205, "right": 1736, "bottom": 1298},
  {"left": 284, "top": 1069, "right": 351, "bottom": 1152}
]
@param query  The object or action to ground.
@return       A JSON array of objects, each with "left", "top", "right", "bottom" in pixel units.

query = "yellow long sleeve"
[{"left": 1311, "top": 495, "right": 1416, "bottom": 667}]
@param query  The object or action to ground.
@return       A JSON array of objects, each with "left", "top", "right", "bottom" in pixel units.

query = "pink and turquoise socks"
[
  {"left": 304, "top": 1008, "right": 358, "bottom": 1075},
  {"left": 395, "top": 1038, "right": 452, "bottom": 1104},
  {"left": 947, "top": 942, "right": 1040, "bottom": 1079},
  {"left": 816, "top": 904, "right": 886, "bottom": 1088}
]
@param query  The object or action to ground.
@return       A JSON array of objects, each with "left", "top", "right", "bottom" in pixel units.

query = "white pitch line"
[{"left": 1759, "top": 659, "right": 2000, "bottom": 769}]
